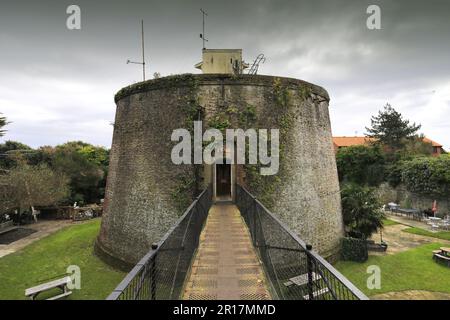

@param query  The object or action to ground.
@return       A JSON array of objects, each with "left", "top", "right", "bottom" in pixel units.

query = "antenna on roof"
[
  {"left": 200, "top": 9, "right": 208, "bottom": 49},
  {"left": 127, "top": 19, "right": 146, "bottom": 81}
]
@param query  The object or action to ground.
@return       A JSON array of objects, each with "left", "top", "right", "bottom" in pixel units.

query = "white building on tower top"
[{"left": 195, "top": 49, "right": 249, "bottom": 75}]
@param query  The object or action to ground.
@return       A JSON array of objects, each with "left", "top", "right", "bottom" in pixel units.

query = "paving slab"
[
  {"left": 183, "top": 203, "right": 271, "bottom": 300},
  {"left": 0, "top": 219, "right": 75, "bottom": 258},
  {"left": 369, "top": 220, "right": 450, "bottom": 256}
]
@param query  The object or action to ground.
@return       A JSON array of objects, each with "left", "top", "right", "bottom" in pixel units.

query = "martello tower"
[{"left": 96, "top": 49, "right": 343, "bottom": 266}]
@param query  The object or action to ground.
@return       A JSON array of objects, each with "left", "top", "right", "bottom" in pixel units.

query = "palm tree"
[
  {"left": 0, "top": 113, "right": 8, "bottom": 137},
  {"left": 341, "top": 183, "right": 385, "bottom": 239}
]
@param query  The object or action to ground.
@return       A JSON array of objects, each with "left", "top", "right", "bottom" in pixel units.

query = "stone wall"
[
  {"left": 96, "top": 74, "right": 343, "bottom": 264},
  {"left": 377, "top": 182, "right": 450, "bottom": 215}
]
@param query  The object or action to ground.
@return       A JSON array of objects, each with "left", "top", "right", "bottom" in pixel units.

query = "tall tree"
[
  {"left": 27, "top": 145, "right": 55, "bottom": 167},
  {"left": 0, "top": 164, "right": 69, "bottom": 216},
  {"left": 399, "top": 134, "right": 434, "bottom": 158},
  {"left": 0, "top": 141, "right": 33, "bottom": 169},
  {"left": 366, "top": 104, "right": 421, "bottom": 152},
  {"left": 52, "top": 142, "right": 105, "bottom": 204}
]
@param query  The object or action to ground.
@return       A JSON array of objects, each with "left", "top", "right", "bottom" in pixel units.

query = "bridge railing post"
[
  {"left": 228, "top": 184, "right": 368, "bottom": 301},
  {"left": 150, "top": 243, "right": 158, "bottom": 300},
  {"left": 306, "top": 244, "right": 314, "bottom": 300},
  {"left": 252, "top": 196, "right": 257, "bottom": 246}
]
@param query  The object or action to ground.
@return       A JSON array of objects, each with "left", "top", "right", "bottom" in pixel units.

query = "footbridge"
[{"left": 107, "top": 185, "right": 368, "bottom": 300}]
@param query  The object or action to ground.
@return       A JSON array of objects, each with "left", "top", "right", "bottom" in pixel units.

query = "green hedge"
[
  {"left": 400, "top": 155, "right": 450, "bottom": 197},
  {"left": 341, "top": 237, "right": 368, "bottom": 262},
  {"left": 336, "top": 145, "right": 385, "bottom": 186}
]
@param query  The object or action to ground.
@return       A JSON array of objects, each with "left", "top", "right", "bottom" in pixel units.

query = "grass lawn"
[
  {"left": 0, "top": 219, "right": 125, "bottom": 300},
  {"left": 403, "top": 227, "right": 450, "bottom": 241},
  {"left": 382, "top": 219, "right": 398, "bottom": 226},
  {"left": 335, "top": 243, "right": 450, "bottom": 297}
]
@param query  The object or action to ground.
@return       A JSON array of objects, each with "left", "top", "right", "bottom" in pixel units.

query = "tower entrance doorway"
[{"left": 215, "top": 163, "right": 231, "bottom": 199}]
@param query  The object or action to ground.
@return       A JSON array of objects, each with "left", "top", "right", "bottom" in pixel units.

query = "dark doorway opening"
[{"left": 216, "top": 163, "right": 231, "bottom": 197}]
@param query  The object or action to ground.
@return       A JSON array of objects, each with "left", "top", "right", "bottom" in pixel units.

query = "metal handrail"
[
  {"left": 108, "top": 183, "right": 367, "bottom": 300},
  {"left": 236, "top": 184, "right": 368, "bottom": 300},
  {"left": 107, "top": 186, "right": 212, "bottom": 300}
]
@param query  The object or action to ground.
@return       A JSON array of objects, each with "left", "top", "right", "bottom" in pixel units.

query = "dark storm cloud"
[{"left": 0, "top": 0, "right": 449, "bottom": 148}]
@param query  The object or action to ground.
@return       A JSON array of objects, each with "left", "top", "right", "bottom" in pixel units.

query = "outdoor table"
[
  {"left": 440, "top": 247, "right": 450, "bottom": 255},
  {"left": 429, "top": 217, "right": 442, "bottom": 221}
]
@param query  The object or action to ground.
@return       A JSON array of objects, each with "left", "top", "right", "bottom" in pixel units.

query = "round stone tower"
[{"left": 96, "top": 74, "right": 343, "bottom": 266}]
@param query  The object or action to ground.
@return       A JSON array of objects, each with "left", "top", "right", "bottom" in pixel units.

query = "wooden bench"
[
  {"left": 303, "top": 287, "right": 330, "bottom": 300},
  {"left": 284, "top": 272, "right": 330, "bottom": 300},
  {"left": 25, "top": 276, "right": 72, "bottom": 300},
  {"left": 433, "top": 253, "right": 450, "bottom": 267},
  {"left": 284, "top": 272, "right": 321, "bottom": 287}
]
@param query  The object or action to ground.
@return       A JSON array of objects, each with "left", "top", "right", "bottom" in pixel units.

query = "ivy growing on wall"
[
  {"left": 171, "top": 172, "right": 196, "bottom": 212},
  {"left": 120, "top": 75, "right": 321, "bottom": 212},
  {"left": 180, "top": 75, "right": 203, "bottom": 133},
  {"left": 208, "top": 114, "right": 231, "bottom": 132},
  {"left": 272, "top": 77, "right": 291, "bottom": 108},
  {"left": 238, "top": 104, "right": 257, "bottom": 127},
  {"left": 172, "top": 75, "right": 204, "bottom": 211},
  {"left": 299, "top": 84, "right": 312, "bottom": 101},
  {"left": 243, "top": 78, "right": 313, "bottom": 209}
]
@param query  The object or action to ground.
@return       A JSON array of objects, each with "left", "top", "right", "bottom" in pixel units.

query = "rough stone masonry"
[{"left": 96, "top": 73, "right": 344, "bottom": 266}]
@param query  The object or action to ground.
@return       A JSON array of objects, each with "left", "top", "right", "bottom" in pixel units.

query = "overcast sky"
[{"left": 1, "top": 0, "right": 449, "bottom": 149}]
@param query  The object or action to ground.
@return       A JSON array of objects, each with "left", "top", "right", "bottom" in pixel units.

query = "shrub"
[
  {"left": 400, "top": 155, "right": 450, "bottom": 198},
  {"left": 341, "top": 237, "right": 368, "bottom": 262},
  {"left": 341, "top": 183, "right": 385, "bottom": 240},
  {"left": 385, "top": 162, "right": 403, "bottom": 188},
  {"left": 336, "top": 145, "right": 385, "bottom": 186}
]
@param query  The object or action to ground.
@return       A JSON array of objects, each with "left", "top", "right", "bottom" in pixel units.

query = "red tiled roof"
[
  {"left": 332, "top": 136, "right": 375, "bottom": 147},
  {"left": 332, "top": 136, "right": 442, "bottom": 147},
  {"left": 422, "top": 137, "right": 442, "bottom": 147}
]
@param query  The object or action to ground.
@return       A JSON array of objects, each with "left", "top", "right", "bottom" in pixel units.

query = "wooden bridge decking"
[{"left": 182, "top": 203, "right": 272, "bottom": 300}]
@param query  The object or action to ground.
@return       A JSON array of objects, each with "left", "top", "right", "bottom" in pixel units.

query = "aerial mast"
[
  {"left": 127, "top": 19, "right": 146, "bottom": 81},
  {"left": 141, "top": 19, "right": 146, "bottom": 81},
  {"left": 200, "top": 9, "right": 208, "bottom": 49}
]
